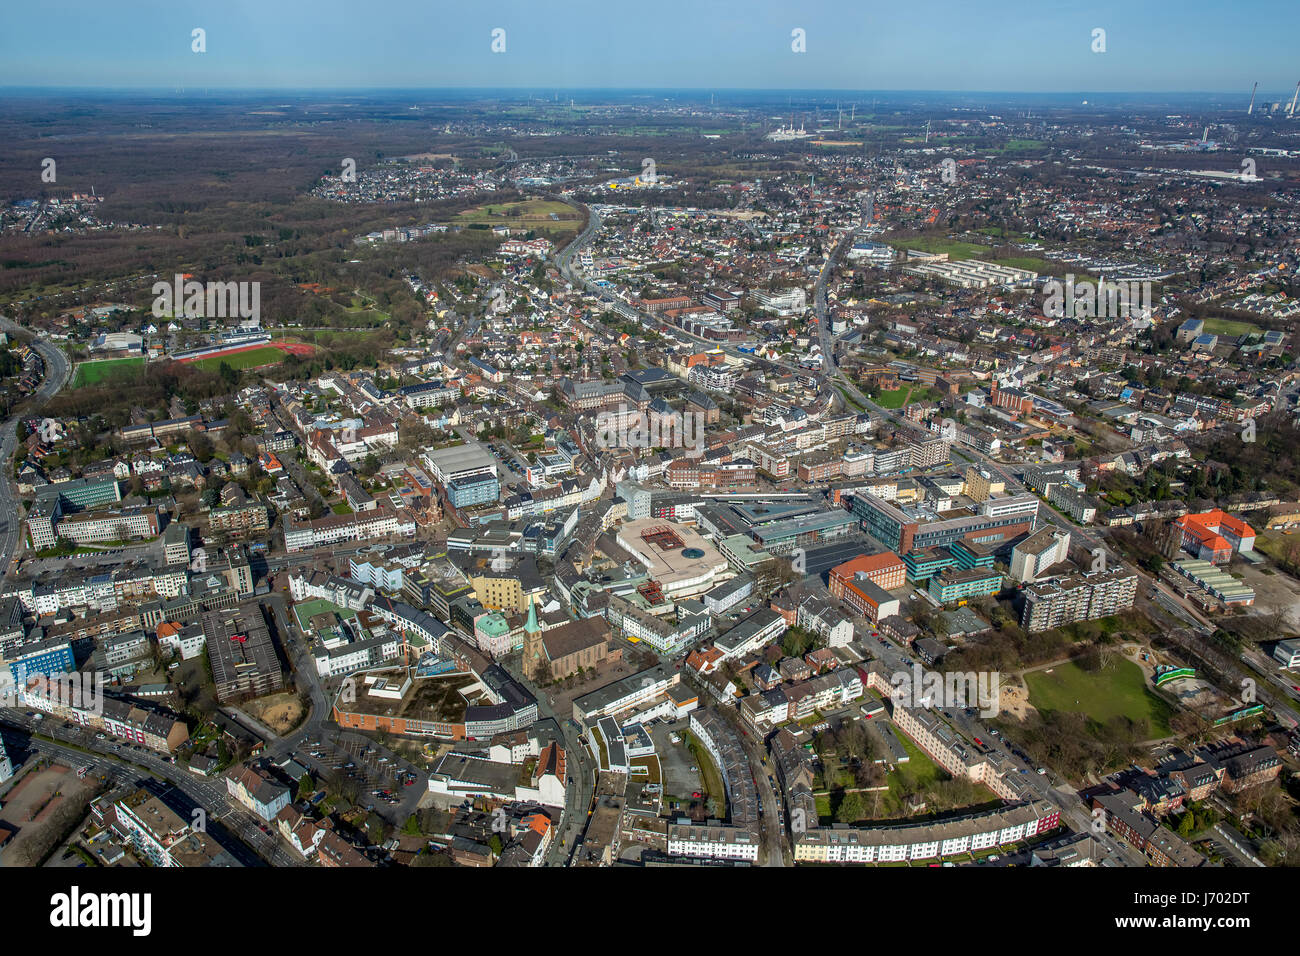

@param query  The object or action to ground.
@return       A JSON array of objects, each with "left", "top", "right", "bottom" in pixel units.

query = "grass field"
[
  {"left": 999, "top": 139, "right": 1046, "bottom": 152},
  {"left": 888, "top": 237, "right": 991, "bottom": 259},
  {"left": 71, "top": 357, "right": 145, "bottom": 387},
  {"left": 449, "top": 199, "right": 581, "bottom": 236},
  {"left": 1202, "top": 317, "right": 1261, "bottom": 336},
  {"left": 188, "top": 346, "right": 285, "bottom": 372},
  {"left": 989, "top": 256, "right": 1056, "bottom": 274},
  {"left": 836, "top": 384, "right": 866, "bottom": 412},
  {"left": 1025, "top": 658, "right": 1173, "bottom": 737},
  {"left": 872, "top": 385, "right": 939, "bottom": 409}
]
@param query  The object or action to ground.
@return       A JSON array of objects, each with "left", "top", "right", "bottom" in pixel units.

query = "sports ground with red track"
[{"left": 174, "top": 340, "right": 315, "bottom": 364}]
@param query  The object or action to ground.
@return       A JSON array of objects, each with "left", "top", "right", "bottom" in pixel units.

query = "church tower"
[{"left": 523, "top": 595, "right": 544, "bottom": 680}]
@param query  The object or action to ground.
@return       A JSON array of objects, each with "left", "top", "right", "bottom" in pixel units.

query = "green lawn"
[
  {"left": 890, "top": 733, "right": 946, "bottom": 793},
  {"left": 989, "top": 257, "right": 1053, "bottom": 274},
  {"left": 683, "top": 731, "right": 727, "bottom": 814},
  {"left": 872, "top": 385, "right": 939, "bottom": 409},
  {"left": 188, "top": 346, "right": 284, "bottom": 372},
  {"left": 999, "top": 139, "right": 1046, "bottom": 152},
  {"left": 1201, "top": 317, "right": 1261, "bottom": 337},
  {"left": 1025, "top": 658, "right": 1173, "bottom": 736},
  {"left": 888, "top": 237, "right": 990, "bottom": 259},
  {"left": 71, "top": 356, "right": 145, "bottom": 387}
]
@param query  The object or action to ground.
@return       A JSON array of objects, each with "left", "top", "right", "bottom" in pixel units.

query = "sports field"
[
  {"left": 71, "top": 356, "right": 145, "bottom": 387},
  {"left": 1025, "top": 658, "right": 1173, "bottom": 736},
  {"left": 187, "top": 346, "right": 287, "bottom": 371},
  {"left": 1201, "top": 317, "right": 1261, "bottom": 336}
]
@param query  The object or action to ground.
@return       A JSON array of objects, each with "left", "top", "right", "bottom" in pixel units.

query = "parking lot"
[
  {"left": 303, "top": 737, "right": 420, "bottom": 813},
  {"left": 648, "top": 719, "right": 704, "bottom": 808}
]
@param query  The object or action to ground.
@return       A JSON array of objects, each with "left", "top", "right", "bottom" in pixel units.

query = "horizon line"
[{"left": 0, "top": 85, "right": 1282, "bottom": 98}]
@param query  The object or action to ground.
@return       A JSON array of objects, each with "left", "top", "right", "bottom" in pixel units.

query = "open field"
[
  {"left": 1202, "top": 317, "right": 1261, "bottom": 336},
  {"left": 999, "top": 139, "right": 1046, "bottom": 152},
  {"left": 447, "top": 199, "right": 581, "bottom": 236},
  {"left": 187, "top": 345, "right": 287, "bottom": 371},
  {"left": 1025, "top": 657, "right": 1174, "bottom": 736},
  {"left": 0, "top": 763, "right": 97, "bottom": 867},
  {"left": 872, "top": 385, "right": 940, "bottom": 408},
  {"left": 989, "top": 256, "right": 1057, "bottom": 274},
  {"left": 888, "top": 237, "right": 991, "bottom": 259},
  {"left": 71, "top": 356, "right": 145, "bottom": 387}
]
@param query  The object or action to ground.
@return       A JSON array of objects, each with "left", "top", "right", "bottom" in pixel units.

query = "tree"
[
  {"left": 836, "top": 790, "right": 866, "bottom": 825},
  {"left": 187, "top": 429, "right": 214, "bottom": 463},
  {"left": 297, "top": 773, "right": 313, "bottom": 802}
]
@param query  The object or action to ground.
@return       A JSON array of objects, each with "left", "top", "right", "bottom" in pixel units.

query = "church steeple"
[
  {"left": 523, "top": 595, "right": 544, "bottom": 681},
  {"left": 525, "top": 595, "right": 539, "bottom": 637}
]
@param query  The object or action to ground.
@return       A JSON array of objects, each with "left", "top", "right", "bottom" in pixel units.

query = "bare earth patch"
[{"left": 245, "top": 693, "right": 305, "bottom": 735}]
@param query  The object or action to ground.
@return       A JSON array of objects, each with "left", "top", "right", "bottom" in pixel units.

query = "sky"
[{"left": 0, "top": 0, "right": 1297, "bottom": 95}]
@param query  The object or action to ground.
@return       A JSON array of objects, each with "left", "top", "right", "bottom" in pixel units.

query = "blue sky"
[{"left": 1, "top": 0, "right": 1296, "bottom": 93}]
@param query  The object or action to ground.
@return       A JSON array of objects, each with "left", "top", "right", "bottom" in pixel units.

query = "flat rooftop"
[{"left": 341, "top": 672, "right": 479, "bottom": 723}]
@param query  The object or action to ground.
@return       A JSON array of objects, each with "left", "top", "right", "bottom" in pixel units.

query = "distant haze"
[{"left": 0, "top": 0, "right": 1296, "bottom": 94}]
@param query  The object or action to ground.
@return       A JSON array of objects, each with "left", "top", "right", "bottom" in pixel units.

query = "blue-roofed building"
[
  {"left": 1176, "top": 318, "right": 1204, "bottom": 343},
  {"left": 9, "top": 637, "right": 75, "bottom": 683}
]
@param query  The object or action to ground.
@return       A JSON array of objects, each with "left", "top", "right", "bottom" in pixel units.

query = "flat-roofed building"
[
  {"left": 1009, "top": 528, "right": 1070, "bottom": 583},
  {"left": 203, "top": 604, "right": 283, "bottom": 702}
]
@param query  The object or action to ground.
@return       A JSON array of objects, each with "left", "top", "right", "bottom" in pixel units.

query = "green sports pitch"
[{"left": 71, "top": 357, "right": 146, "bottom": 387}]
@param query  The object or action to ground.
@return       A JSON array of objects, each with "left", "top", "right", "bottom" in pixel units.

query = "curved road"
[{"left": 0, "top": 316, "right": 71, "bottom": 580}]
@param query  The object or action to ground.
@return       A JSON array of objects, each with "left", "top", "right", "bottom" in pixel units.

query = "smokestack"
[
  {"left": 1248, "top": 81, "right": 1258, "bottom": 114},
  {"left": 1289, "top": 82, "right": 1299, "bottom": 117}
]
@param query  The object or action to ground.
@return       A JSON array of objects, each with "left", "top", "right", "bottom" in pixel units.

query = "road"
[
  {"left": 0, "top": 315, "right": 71, "bottom": 580},
  {"left": 506, "top": 666, "right": 597, "bottom": 866},
  {"left": 260, "top": 591, "right": 428, "bottom": 827},
  {"left": 730, "top": 718, "right": 787, "bottom": 866},
  {"left": 0, "top": 712, "right": 302, "bottom": 866}
]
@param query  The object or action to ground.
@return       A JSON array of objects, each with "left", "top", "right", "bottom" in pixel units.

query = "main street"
[{"left": 0, "top": 315, "right": 71, "bottom": 579}]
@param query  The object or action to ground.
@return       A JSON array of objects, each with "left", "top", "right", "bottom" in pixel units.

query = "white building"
[{"left": 1009, "top": 528, "right": 1071, "bottom": 584}]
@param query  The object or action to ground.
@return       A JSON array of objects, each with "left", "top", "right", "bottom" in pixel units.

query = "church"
[{"left": 522, "top": 597, "right": 620, "bottom": 682}]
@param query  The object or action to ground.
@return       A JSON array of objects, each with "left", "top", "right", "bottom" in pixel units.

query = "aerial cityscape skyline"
[{"left": 0, "top": 0, "right": 1292, "bottom": 934}]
